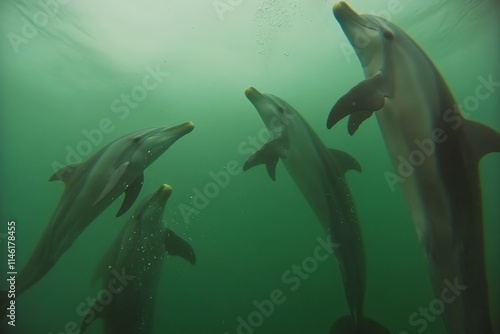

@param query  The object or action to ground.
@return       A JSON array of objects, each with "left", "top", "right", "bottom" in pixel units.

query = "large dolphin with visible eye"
[
  {"left": 0, "top": 122, "right": 194, "bottom": 305},
  {"left": 79, "top": 184, "right": 196, "bottom": 334},
  {"left": 327, "top": 2, "right": 500, "bottom": 333},
  {"left": 243, "top": 87, "right": 389, "bottom": 334}
]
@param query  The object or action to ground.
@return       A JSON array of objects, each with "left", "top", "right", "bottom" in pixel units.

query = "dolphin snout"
[
  {"left": 245, "top": 87, "right": 259, "bottom": 98},
  {"left": 160, "top": 121, "right": 195, "bottom": 138},
  {"left": 333, "top": 1, "right": 352, "bottom": 16},
  {"left": 245, "top": 87, "right": 266, "bottom": 105},
  {"left": 332, "top": 1, "right": 346, "bottom": 13},
  {"left": 181, "top": 121, "right": 195, "bottom": 132},
  {"left": 151, "top": 184, "right": 173, "bottom": 204},
  {"left": 333, "top": 1, "right": 362, "bottom": 25},
  {"left": 159, "top": 183, "right": 172, "bottom": 195}
]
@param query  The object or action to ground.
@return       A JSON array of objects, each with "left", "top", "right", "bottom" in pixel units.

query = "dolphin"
[
  {"left": 79, "top": 184, "right": 196, "bottom": 334},
  {"left": 0, "top": 122, "right": 194, "bottom": 306},
  {"left": 327, "top": 2, "right": 500, "bottom": 333},
  {"left": 243, "top": 87, "right": 390, "bottom": 334}
]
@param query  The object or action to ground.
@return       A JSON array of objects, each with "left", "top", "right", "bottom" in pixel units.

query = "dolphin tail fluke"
[
  {"left": 165, "top": 229, "right": 196, "bottom": 264},
  {"left": 330, "top": 315, "right": 391, "bottom": 334}
]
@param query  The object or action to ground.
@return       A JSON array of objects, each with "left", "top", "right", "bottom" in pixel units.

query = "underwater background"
[{"left": 0, "top": 0, "right": 499, "bottom": 333}]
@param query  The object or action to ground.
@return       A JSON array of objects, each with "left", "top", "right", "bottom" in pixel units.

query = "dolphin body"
[
  {"left": 1, "top": 122, "right": 194, "bottom": 305},
  {"left": 243, "top": 87, "right": 389, "bottom": 334},
  {"left": 79, "top": 184, "right": 196, "bottom": 334},
  {"left": 327, "top": 2, "right": 500, "bottom": 333}
]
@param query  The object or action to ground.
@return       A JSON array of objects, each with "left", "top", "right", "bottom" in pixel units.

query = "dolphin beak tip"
[
  {"left": 333, "top": 2, "right": 343, "bottom": 12},
  {"left": 244, "top": 87, "right": 256, "bottom": 97},
  {"left": 160, "top": 184, "right": 173, "bottom": 196},
  {"left": 333, "top": 1, "right": 356, "bottom": 21},
  {"left": 177, "top": 121, "right": 194, "bottom": 135},
  {"left": 245, "top": 87, "right": 263, "bottom": 103},
  {"left": 333, "top": 1, "right": 348, "bottom": 14},
  {"left": 186, "top": 121, "right": 195, "bottom": 131}
]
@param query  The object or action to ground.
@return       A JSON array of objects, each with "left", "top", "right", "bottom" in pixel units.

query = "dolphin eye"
[
  {"left": 132, "top": 136, "right": 142, "bottom": 143},
  {"left": 277, "top": 106, "right": 284, "bottom": 114},
  {"left": 383, "top": 31, "right": 393, "bottom": 40}
]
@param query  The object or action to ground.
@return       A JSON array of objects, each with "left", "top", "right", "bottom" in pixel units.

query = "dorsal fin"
[
  {"left": 329, "top": 148, "right": 362, "bottom": 175},
  {"left": 49, "top": 164, "right": 80, "bottom": 183},
  {"left": 463, "top": 119, "right": 500, "bottom": 162}
]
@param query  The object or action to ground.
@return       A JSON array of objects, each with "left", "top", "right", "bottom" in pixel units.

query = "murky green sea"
[{"left": 1, "top": 0, "right": 499, "bottom": 333}]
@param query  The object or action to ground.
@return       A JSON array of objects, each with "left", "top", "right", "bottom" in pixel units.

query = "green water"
[{"left": 0, "top": 0, "right": 499, "bottom": 333}]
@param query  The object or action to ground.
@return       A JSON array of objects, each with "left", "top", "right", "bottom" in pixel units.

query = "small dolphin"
[
  {"left": 243, "top": 87, "right": 389, "bottom": 334},
  {"left": 79, "top": 184, "right": 196, "bottom": 334},
  {"left": 2, "top": 122, "right": 194, "bottom": 302},
  {"left": 327, "top": 2, "right": 500, "bottom": 333}
]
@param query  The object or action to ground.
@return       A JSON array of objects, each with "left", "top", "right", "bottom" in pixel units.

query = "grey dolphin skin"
[
  {"left": 79, "top": 184, "right": 196, "bottom": 334},
  {"left": 0, "top": 122, "right": 194, "bottom": 306},
  {"left": 327, "top": 2, "right": 500, "bottom": 333},
  {"left": 243, "top": 87, "right": 389, "bottom": 334}
]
